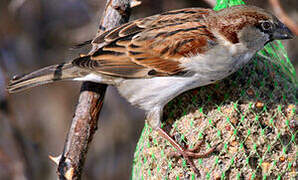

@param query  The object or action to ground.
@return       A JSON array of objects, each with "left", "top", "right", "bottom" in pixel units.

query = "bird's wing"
[{"left": 72, "top": 8, "right": 218, "bottom": 78}]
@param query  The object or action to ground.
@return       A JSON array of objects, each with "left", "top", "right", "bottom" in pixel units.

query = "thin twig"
[
  {"left": 202, "top": 0, "right": 216, "bottom": 7},
  {"left": 0, "top": 66, "right": 33, "bottom": 179},
  {"left": 269, "top": 0, "right": 298, "bottom": 36},
  {"left": 56, "top": 0, "right": 137, "bottom": 179}
]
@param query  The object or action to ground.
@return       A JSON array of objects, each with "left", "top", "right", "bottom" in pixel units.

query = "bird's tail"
[{"left": 7, "top": 62, "right": 86, "bottom": 93}]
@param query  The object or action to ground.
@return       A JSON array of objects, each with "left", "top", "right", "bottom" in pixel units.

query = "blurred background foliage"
[{"left": 0, "top": 0, "right": 297, "bottom": 179}]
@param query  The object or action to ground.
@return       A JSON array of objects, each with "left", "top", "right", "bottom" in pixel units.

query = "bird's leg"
[
  {"left": 156, "top": 127, "right": 216, "bottom": 174},
  {"left": 147, "top": 108, "right": 216, "bottom": 174}
]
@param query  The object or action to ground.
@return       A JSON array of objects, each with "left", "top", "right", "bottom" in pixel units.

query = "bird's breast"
[{"left": 181, "top": 43, "right": 255, "bottom": 81}]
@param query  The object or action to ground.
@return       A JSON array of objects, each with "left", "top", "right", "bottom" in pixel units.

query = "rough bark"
[
  {"left": 269, "top": 0, "right": 298, "bottom": 36},
  {"left": 57, "top": 0, "right": 136, "bottom": 179},
  {"left": 0, "top": 67, "right": 33, "bottom": 179}
]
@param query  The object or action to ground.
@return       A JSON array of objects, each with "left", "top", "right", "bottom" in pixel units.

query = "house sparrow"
[{"left": 7, "top": 5, "right": 294, "bottom": 173}]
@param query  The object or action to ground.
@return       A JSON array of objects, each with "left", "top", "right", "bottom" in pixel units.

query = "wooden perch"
[
  {"left": 269, "top": 0, "right": 298, "bottom": 36},
  {"left": 0, "top": 66, "right": 33, "bottom": 179},
  {"left": 56, "top": 0, "right": 138, "bottom": 179},
  {"left": 203, "top": 0, "right": 216, "bottom": 7}
]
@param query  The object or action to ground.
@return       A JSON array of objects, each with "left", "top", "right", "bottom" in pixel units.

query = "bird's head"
[{"left": 207, "top": 5, "right": 294, "bottom": 50}]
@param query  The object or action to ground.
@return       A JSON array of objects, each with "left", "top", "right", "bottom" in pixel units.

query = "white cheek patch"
[{"left": 74, "top": 73, "right": 103, "bottom": 83}]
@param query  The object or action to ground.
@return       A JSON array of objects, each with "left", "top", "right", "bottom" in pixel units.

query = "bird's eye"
[{"left": 260, "top": 21, "right": 273, "bottom": 31}]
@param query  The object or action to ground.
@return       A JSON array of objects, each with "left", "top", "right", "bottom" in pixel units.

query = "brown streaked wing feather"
[
  {"left": 126, "top": 20, "right": 217, "bottom": 74},
  {"left": 76, "top": 8, "right": 217, "bottom": 78},
  {"left": 92, "top": 8, "right": 213, "bottom": 44},
  {"left": 72, "top": 55, "right": 152, "bottom": 78}
]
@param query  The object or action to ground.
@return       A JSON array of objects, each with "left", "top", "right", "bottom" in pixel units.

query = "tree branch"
[
  {"left": 202, "top": 0, "right": 216, "bottom": 7},
  {"left": 269, "top": 0, "right": 298, "bottom": 36},
  {"left": 0, "top": 66, "right": 33, "bottom": 179},
  {"left": 56, "top": 0, "right": 138, "bottom": 179}
]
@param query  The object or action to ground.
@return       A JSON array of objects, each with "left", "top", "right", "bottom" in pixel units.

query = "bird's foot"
[{"left": 157, "top": 127, "right": 216, "bottom": 175}]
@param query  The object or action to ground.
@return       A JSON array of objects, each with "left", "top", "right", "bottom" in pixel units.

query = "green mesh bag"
[{"left": 132, "top": 1, "right": 297, "bottom": 179}]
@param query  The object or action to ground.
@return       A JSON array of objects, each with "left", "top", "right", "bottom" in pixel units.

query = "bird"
[{"left": 7, "top": 5, "right": 294, "bottom": 173}]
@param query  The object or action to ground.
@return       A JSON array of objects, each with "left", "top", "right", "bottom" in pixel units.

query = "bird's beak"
[{"left": 272, "top": 23, "right": 294, "bottom": 40}]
